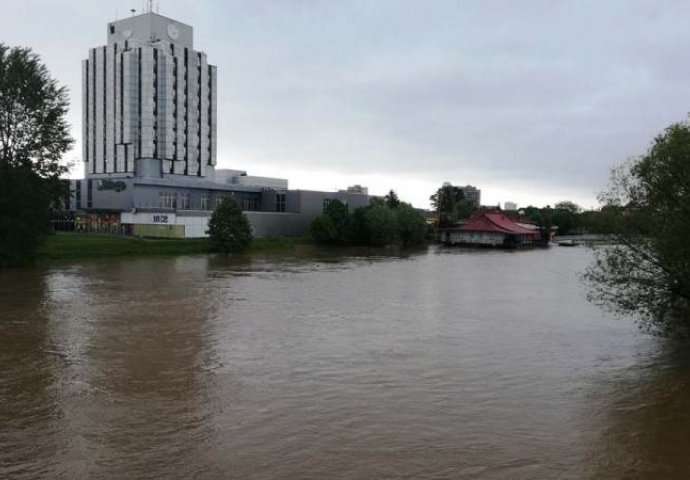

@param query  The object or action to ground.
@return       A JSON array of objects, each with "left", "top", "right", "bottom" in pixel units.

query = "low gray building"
[{"left": 67, "top": 174, "right": 374, "bottom": 238}]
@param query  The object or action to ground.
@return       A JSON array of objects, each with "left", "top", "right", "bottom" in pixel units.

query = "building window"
[
  {"left": 241, "top": 198, "right": 259, "bottom": 211},
  {"left": 216, "top": 195, "right": 225, "bottom": 208},
  {"left": 159, "top": 192, "right": 177, "bottom": 209},
  {"left": 276, "top": 193, "right": 286, "bottom": 212},
  {"left": 179, "top": 192, "right": 190, "bottom": 210},
  {"left": 322, "top": 198, "right": 332, "bottom": 212},
  {"left": 200, "top": 194, "right": 208, "bottom": 210}
]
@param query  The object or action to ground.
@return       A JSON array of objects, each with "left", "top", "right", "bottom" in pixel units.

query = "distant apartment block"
[
  {"left": 460, "top": 185, "right": 481, "bottom": 207},
  {"left": 504, "top": 201, "right": 517, "bottom": 211}
]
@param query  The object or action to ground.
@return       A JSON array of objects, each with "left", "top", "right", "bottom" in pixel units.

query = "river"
[{"left": 1, "top": 246, "right": 689, "bottom": 479}]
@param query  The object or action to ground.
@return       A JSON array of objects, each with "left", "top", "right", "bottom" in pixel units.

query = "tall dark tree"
[
  {"left": 430, "top": 182, "right": 473, "bottom": 226},
  {"left": 0, "top": 44, "right": 73, "bottom": 266},
  {"left": 310, "top": 199, "right": 350, "bottom": 244},
  {"left": 384, "top": 189, "right": 401, "bottom": 209},
  {"left": 206, "top": 197, "right": 253, "bottom": 254},
  {"left": 585, "top": 121, "right": 690, "bottom": 336},
  {"left": 395, "top": 203, "right": 427, "bottom": 247}
]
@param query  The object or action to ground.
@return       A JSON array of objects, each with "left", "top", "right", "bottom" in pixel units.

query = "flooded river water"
[{"left": 1, "top": 246, "right": 690, "bottom": 479}]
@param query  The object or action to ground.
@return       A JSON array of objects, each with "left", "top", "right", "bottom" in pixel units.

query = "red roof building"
[{"left": 441, "top": 212, "right": 542, "bottom": 247}]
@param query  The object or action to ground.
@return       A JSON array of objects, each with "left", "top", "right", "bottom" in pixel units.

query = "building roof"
[{"left": 461, "top": 212, "right": 539, "bottom": 235}]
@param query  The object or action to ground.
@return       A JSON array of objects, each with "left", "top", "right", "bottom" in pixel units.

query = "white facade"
[
  {"left": 444, "top": 230, "right": 505, "bottom": 246},
  {"left": 82, "top": 12, "right": 217, "bottom": 178},
  {"left": 504, "top": 201, "right": 517, "bottom": 211},
  {"left": 121, "top": 210, "right": 309, "bottom": 238}
]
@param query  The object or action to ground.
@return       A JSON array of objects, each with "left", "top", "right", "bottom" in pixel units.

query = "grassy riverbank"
[{"left": 36, "top": 232, "right": 311, "bottom": 261}]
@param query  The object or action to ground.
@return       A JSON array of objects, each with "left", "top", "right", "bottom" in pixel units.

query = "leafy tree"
[
  {"left": 206, "top": 197, "right": 253, "bottom": 254},
  {"left": 430, "top": 182, "right": 474, "bottom": 226},
  {"left": 364, "top": 204, "right": 397, "bottom": 246},
  {"left": 0, "top": 165, "right": 51, "bottom": 266},
  {"left": 384, "top": 189, "right": 401, "bottom": 209},
  {"left": 550, "top": 201, "right": 581, "bottom": 235},
  {"left": 346, "top": 207, "right": 371, "bottom": 244},
  {"left": 323, "top": 199, "right": 350, "bottom": 241},
  {"left": 521, "top": 205, "right": 543, "bottom": 224},
  {"left": 395, "top": 203, "right": 427, "bottom": 247},
  {"left": 310, "top": 214, "right": 339, "bottom": 243},
  {"left": 311, "top": 195, "right": 427, "bottom": 247},
  {"left": 578, "top": 206, "right": 622, "bottom": 234},
  {"left": 310, "top": 199, "right": 350, "bottom": 244},
  {"left": 584, "top": 121, "right": 690, "bottom": 336},
  {"left": 554, "top": 201, "right": 581, "bottom": 214},
  {"left": 0, "top": 44, "right": 73, "bottom": 266}
]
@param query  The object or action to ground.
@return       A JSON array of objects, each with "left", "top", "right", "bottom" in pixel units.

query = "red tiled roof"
[{"left": 461, "top": 212, "right": 539, "bottom": 236}]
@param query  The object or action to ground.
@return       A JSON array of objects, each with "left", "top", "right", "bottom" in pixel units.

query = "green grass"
[{"left": 36, "top": 232, "right": 313, "bottom": 261}]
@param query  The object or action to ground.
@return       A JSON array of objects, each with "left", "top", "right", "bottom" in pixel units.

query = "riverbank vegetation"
[
  {"left": 310, "top": 190, "right": 428, "bottom": 247},
  {"left": 429, "top": 183, "right": 475, "bottom": 226},
  {"left": 584, "top": 120, "right": 690, "bottom": 336},
  {"left": 515, "top": 202, "right": 622, "bottom": 236},
  {"left": 0, "top": 44, "right": 73, "bottom": 267}
]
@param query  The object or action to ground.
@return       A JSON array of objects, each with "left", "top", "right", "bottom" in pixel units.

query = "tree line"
[{"left": 310, "top": 190, "right": 428, "bottom": 247}]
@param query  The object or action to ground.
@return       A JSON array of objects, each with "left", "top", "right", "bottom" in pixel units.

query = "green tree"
[
  {"left": 395, "top": 203, "right": 427, "bottom": 247},
  {"left": 430, "top": 182, "right": 473, "bottom": 226},
  {"left": 323, "top": 199, "right": 350, "bottom": 241},
  {"left": 585, "top": 121, "right": 690, "bottom": 336},
  {"left": 551, "top": 201, "right": 580, "bottom": 235},
  {"left": 0, "top": 165, "right": 51, "bottom": 266},
  {"left": 0, "top": 44, "right": 73, "bottom": 266},
  {"left": 346, "top": 207, "right": 371, "bottom": 244},
  {"left": 206, "top": 197, "right": 253, "bottom": 254},
  {"left": 522, "top": 205, "right": 543, "bottom": 224},
  {"left": 554, "top": 200, "right": 581, "bottom": 214},
  {"left": 384, "top": 189, "right": 401, "bottom": 209},
  {"left": 310, "top": 215, "right": 339, "bottom": 243},
  {"left": 311, "top": 195, "right": 428, "bottom": 248},
  {"left": 310, "top": 199, "right": 350, "bottom": 244},
  {"left": 364, "top": 204, "right": 397, "bottom": 246}
]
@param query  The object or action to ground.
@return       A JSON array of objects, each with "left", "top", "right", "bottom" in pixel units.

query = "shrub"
[{"left": 206, "top": 197, "right": 253, "bottom": 254}]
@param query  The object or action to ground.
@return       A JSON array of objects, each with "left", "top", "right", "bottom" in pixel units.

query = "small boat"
[{"left": 557, "top": 239, "right": 579, "bottom": 247}]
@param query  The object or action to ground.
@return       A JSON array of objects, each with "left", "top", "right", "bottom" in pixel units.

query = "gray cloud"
[{"left": 3, "top": 0, "right": 690, "bottom": 208}]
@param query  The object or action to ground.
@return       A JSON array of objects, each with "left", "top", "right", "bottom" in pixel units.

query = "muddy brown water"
[{"left": 1, "top": 246, "right": 689, "bottom": 479}]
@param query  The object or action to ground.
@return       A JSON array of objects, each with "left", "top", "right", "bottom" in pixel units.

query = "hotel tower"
[{"left": 81, "top": 9, "right": 217, "bottom": 178}]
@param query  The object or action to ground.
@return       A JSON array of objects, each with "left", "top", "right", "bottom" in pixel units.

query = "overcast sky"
[{"left": 3, "top": 0, "right": 690, "bottom": 209}]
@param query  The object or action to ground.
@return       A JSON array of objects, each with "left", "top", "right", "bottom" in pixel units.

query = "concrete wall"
[
  {"left": 244, "top": 211, "right": 312, "bottom": 238},
  {"left": 292, "top": 190, "right": 372, "bottom": 217}
]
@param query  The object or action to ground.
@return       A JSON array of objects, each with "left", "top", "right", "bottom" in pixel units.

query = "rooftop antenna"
[{"left": 147, "top": 0, "right": 153, "bottom": 13}]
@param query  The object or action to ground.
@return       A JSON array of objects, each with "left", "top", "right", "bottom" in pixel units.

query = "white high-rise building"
[{"left": 82, "top": 10, "right": 217, "bottom": 178}]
